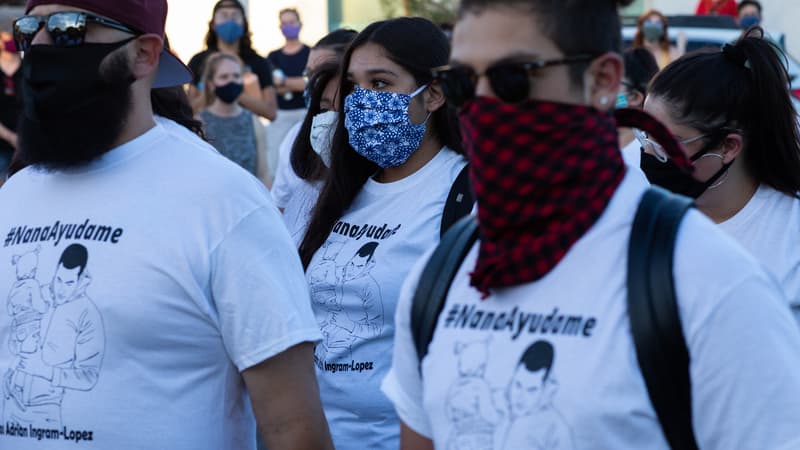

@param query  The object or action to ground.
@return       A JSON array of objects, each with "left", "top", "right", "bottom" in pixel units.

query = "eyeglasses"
[
  {"left": 431, "top": 55, "right": 594, "bottom": 107},
  {"left": 635, "top": 129, "right": 710, "bottom": 162},
  {"left": 14, "top": 11, "right": 139, "bottom": 52}
]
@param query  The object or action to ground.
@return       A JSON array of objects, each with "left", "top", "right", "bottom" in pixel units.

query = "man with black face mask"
[{"left": 0, "top": 1, "right": 333, "bottom": 450}]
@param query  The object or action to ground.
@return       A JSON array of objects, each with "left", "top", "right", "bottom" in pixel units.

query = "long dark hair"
[
  {"left": 299, "top": 17, "right": 462, "bottom": 267},
  {"left": 203, "top": 0, "right": 258, "bottom": 59},
  {"left": 151, "top": 87, "right": 206, "bottom": 140},
  {"left": 290, "top": 62, "right": 340, "bottom": 182},
  {"left": 623, "top": 47, "right": 659, "bottom": 96},
  {"left": 648, "top": 28, "right": 800, "bottom": 197},
  {"left": 458, "top": 0, "right": 635, "bottom": 85}
]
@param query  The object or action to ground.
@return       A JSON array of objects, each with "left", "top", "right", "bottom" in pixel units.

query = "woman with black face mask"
[
  {"left": 642, "top": 28, "right": 800, "bottom": 323},
  {"left": 199, "top": 52, "right": 269, "bottom": 188}
]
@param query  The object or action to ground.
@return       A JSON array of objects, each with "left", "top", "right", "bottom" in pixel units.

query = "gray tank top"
[{"left": 201, "top": 109, "right": 258, "bottom": 175}]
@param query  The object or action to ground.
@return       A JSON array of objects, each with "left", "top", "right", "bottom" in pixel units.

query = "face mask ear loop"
[{"left": 695, "top": 152, "right": 731, "bottom": 190}]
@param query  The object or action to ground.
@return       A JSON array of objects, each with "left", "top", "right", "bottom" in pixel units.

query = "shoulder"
[
  {"left": 673, "top": 208, "right": 786, "bottom": 331},
  {"left": 155, "top": 117, "right": 267, "bottom": 194},
  {"left": 244, "top": 53, "right": 272, "bottom": 74},
  {"left": 440, "top": 147, "right": 468, "bottom": 180},
  {"left": 187, "top": 50, "right": 210, "bottom": 68}
]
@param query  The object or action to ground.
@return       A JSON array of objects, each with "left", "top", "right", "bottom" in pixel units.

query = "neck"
[
  {"left": 695, "top": 160, "right": 759, "bottom": 223},
  {"left": 112, "top": 86, "right": 157, "bottom": 150},
  {"left": 377, "top": 132, "right": 442, "bottom": 183},
  {"left": 208, "top": 100, "right": 241, "bottom": 117},
  {"left": 0, "top": 53, "right": 20, "bottom": 74},
  {"left": 217, "top": 40, "right": 240, "bottom": 55},
  {"left": 618, "top": 128, "right": 635, "bottom": 149},
  {"left": 283, "top": 40, "right": 302, "bottom": 52}
]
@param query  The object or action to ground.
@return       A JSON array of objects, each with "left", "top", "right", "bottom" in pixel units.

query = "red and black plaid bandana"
[{"left": 460, "top": 97, "right": 626, "bottom": 298}]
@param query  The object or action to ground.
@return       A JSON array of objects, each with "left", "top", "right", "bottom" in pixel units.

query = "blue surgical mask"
[
  {"left": 740, "top": 15, "right": 760, "bottom": 29},
  {"left": 215, "top": 21, "right": 244, "bottom": 44},
  {"left": 344, "top": 85, "right": 430, "bottom": 168},
  {"left": 616, "top": 93, "right": 629, "bottom": 109}
]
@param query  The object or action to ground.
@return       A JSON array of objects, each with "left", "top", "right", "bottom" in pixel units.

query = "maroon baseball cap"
[{"left": 25, "top": 0, "right": 192, "bottom": 88}]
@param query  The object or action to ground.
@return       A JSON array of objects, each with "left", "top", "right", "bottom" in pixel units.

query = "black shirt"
[
  {"left": 187, "top": 49, "right": 275, "bottom": 90},
  {"left": 267, "top": 45, "right": 310, "bottom": 110}
]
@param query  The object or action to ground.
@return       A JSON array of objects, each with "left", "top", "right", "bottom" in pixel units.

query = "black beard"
[{"left": 16, "top": 52, "right": 134, "bottom": 171}]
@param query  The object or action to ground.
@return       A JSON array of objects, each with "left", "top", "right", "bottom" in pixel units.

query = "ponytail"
[{"left": 649, "top": 27, "right": 800, "bottom": 197}]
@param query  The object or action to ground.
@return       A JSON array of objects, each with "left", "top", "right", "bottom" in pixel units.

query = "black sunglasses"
[
  {"left": 432, "top": 55, "right": 595, "bottom": 107},
  {"left": 14, "top": 11, "right": 139, "bottom": 52}
]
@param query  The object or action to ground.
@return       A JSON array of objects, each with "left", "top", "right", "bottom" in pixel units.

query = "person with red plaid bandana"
[{"left": 381, "top": 1, "right": 800, "bottom": 449}]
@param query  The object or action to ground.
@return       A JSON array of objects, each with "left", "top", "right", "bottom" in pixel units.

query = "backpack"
[
  {"left": 410, "top": 187, "right": 699, "bottom": 450},
  {"left": 439, "top": 164, "right": 473, "bottom": 238}
]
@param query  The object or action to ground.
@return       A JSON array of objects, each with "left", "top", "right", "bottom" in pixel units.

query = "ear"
[
  {"left": 627, "top": 90, "right": 646, "bottom": 109},
  {"left": 424, "top": 81, "right": 447, "bottom": 113},
  {"left": 720, "top": 133, "right": 745, "bottom": 164},
  {"left": 130, "top": 34, "right": 164, "bottom": 82},
  {"left": 585, "top": 52, "right": 624, "bottom": 112}
]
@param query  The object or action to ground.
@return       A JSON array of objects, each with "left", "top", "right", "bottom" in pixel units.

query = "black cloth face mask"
[
  {"left": 214, "top": 82, "right": 244, "bottom": 104},
  {"left": 640, "top": 135, "right": 733, "bottom": 199},
  {"left": 17, "top": 39, "right": 136, "bottom": 170}
]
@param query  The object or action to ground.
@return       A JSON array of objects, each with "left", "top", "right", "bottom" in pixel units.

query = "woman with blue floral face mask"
[
  {"left": 298, "top": 17, "right": 468, "bottom": 450},
  {"left": 186, "top": 0, "right": 278, "bottom": 122}
]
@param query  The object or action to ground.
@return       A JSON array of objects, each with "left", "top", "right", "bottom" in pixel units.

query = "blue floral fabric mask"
[{"left": 344, "top": 85, "right": 430, "bottom": 168}]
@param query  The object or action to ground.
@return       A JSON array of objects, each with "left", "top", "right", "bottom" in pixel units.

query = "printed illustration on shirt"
[
  {"left": 445, "top": 336, "right": 502, "bottom": 450},
  {"left": 446, "top": 339, "right": 575, "bottom": 450},
  {"left": 2, "top": 243, "right": 106, "bottom": 429},
  {"left": 309, "top": 240, "right": 384, "bottom": 362}
]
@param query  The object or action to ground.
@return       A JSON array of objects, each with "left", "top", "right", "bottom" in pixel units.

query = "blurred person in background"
[
  {"left": 199, "top": 52, "right": 270, "bottom": 188},
  {"left": 0, "top": 31, "right": 21, "bottom": 185},
  {"left": 618, "top": 47, "right": 659, "bottom": 167},
  {"left": 272, "top": 29, "right": 356, "bottom": 243},
  {"left": 187, "top": 0, "right": 277, "bottom": 121},
  {"left": 696, "top": 0, "right": 738, "bottom": 17},
  {"left": 632, "top": 10, "right": 686, "bottom": 69},
  {"left": 266, "top": 8, "right": 311, "bottom": 184},
  {"left": 737, "top": 0, "right": 762, "bottom": 29},
  {"left": 643, "top": 29, "right": 800, "bottom": 324}
]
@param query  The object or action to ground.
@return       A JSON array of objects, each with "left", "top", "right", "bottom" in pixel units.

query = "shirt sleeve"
[
  {"left": 271, "top": 123, "right": 303, "bottom": 208},
  {"left": 187, "top": 52, "right": 206, "bottom": 86},
  {"left": 247, "top": 55, "right": 275, "bottom": 90},
  {"left": 673, "top": 214, "right": 800, "bottom": 449},
  {"left": 210, "top": 205, "right": 321, "bottom": 371},
  {"left": 381, "top": 250, "right": 435, "bottom": 438}
]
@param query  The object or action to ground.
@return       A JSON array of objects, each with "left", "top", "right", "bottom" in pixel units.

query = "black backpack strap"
[
  {"left": 412, "top": 215, "right": 479, "bottom": 364},
  {"left": 441, "top": 164, "right": 474, "bottom": 237},
  {"left": 627, "top": 187, "right": 698, "bottom": 450}
]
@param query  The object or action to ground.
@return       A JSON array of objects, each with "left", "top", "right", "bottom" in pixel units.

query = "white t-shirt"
[
  {"left": 0, "top": 117, "right": 321, "bottom": 450},
  {"left": 271, "top": 122, "right": 323, "bottom": 246},
  {"left": 621, "top": 138, "right": 641, "bottom": 169},
  {"left": 383, "top": 170, "right": 800, "bottom": 450},
  {"left": 719, "top": 184, "right": 800, "bottom": 323},
  {"left": 306, "top": 148, "right": 467, "bottom": 450}
]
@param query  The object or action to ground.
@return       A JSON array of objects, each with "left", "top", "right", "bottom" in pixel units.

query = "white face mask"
[{"left": 310, "top": 110, "right": 338, "bottom": 167}]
